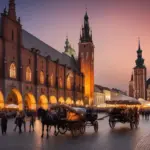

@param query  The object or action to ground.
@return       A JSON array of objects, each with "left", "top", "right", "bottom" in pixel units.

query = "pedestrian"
[
  {"left": 1, "top": 113, "right": 8, "bottom": 135},
  {"left": 14, "top": 112, "right": 19, "bottom": 131},
  {"left": 22, "top": 112, "right": 26, "bottom": 132},
  {"left": 18, "top": 114, "right": 23, "bottom": 134},
  {"left": 29, "top": 114, "right": 35, "bottom": 132}
]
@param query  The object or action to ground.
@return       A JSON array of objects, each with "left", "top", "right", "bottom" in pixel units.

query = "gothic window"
[
  {"left": 49, "top": 74, "right": 54, "bottom": 86},
  {"left": 12, "top": 30, "right": 14, "bottom": 41},
  {"left": 29, "top": 58, "right": 31, "bottom": 64},
  {"left": 81, "top": 52, "right": 84, "bottom": 58},
  {"left": 26, "top": 66, "right": 32, "bottom": 82},
  {"left": 10, "top": 63, "right": 16, "bottom": 79},
  {"left": 86, "top": 52, "right": 88, "bottom": 60},
  {"left": 59, "top": 77, "right": 63, "bottom": 88},
  {"left": 92, "top": 52, "right": 94, "bottom": 60},
  {"left": 40, "top": 71, "right": 44, "bottom": 84},
  {"left": 67, "top": 76, "right": 71, "bottom": 90}
]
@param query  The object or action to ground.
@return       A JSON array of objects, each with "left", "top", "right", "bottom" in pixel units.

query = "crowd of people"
[
  {"left": 140, "top": 109, "right": 150, "bottom": 120},
  {"left": 0, "top": 111, "right": 36, "bottom": 135}
]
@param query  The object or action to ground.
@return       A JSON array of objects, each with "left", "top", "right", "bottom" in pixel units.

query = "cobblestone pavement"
[{"left": 0, "top": 114, "right": 150, "bottom": 150}]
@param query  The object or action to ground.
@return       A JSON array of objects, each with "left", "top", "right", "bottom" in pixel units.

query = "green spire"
[
  {"left": 135, "top": 38, "right": 145, "bottom": 68},
  {"left": 64, "top": 36, "right": 69, "bottom": 52}
]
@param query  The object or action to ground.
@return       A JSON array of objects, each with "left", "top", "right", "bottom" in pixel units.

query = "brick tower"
[
  {"left": 78, "top": 11, "right": 94, "bottom": 106},
  {"left": 133, "top": 40, "right": 147, "bottom": 99}
]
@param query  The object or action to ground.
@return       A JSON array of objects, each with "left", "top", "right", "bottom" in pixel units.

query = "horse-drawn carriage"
[
  {"left": 52, "top": 105, "right": 99, "bottom": 137},
  {"left": 106, "top": 100, "right": 140, "bottom": 129},
  {"left": 38, "top": 104, "right": 100, "bottom": 138}
]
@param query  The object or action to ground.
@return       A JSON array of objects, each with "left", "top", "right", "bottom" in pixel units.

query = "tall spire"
[
  {"left": 135, "top": 38, "right": 145, "bottom": 68},
  {"left": 80, "top": 9, "right": 92, "bottom": 43},
  {"left": 8, "top": 0, "right": 16, "bottom": 20},
  {"left": 138, "top": 37, "right": 141, "bottom": 50},
  {"left": 64, "top": 36, "right": 69, "bottom": 52}
]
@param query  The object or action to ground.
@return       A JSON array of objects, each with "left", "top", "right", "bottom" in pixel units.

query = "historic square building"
[{"left": 0, "top": 0, "right": 94, "bottom": 110}]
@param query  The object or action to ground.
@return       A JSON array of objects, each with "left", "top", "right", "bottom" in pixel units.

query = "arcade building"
[{"left": 0, "top": 0, "right": 95, "bottom": 110}]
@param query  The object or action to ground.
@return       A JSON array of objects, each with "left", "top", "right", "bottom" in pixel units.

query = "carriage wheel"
[
  {"left": 58, "top": 125, "right": 67, "bottom": 134},
  {"left": 54, "top": 130, "right": 59, "bottom": 136},
  {"left": 109, "top": 120, "right": 115, "bottom": 129},
  {"left": 130, "top": 121, "right": 134, "bottom": 129},
  {"left": 93, "top": 121, "right": 98, "bottom": 132},
  {"left": 80, "top": 124, "right": 86, "bottom": 134},
  {"left": 71, "top": 127, "right": 79, "bottom": 137}
]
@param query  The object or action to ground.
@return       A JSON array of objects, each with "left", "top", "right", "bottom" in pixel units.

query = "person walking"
[
  {"left": 29, "top": 114, "right": 35, "bottom": 132},
  {"left": 18, "top": 114, "right": 23, "bottom": 134},
  {"left": 14, "top": 112, "right": 19, "bottom": 131},
  {"left": 1, "top": 113, "right": 8, "bottom": 135},
  {"left": 22, "top": 112, "right": 26, "bottom": 132}
]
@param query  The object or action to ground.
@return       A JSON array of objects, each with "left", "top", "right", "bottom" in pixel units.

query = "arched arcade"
[
  {"left": 24, "top": 93, "right": 36, "bottom": 110},
  {"left": 38, "top": 95, "right": 48, "bottom": 110},
  {"left": 6, "top": 89, "right": 23, "bottom": 111}
]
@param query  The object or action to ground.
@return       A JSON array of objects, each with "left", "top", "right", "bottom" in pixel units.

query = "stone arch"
[
  {"left": 49, "top": 96, "right": 57, "bottom": 104},
  {"left": 66, "top": 97, "right": 72, "bottom": 105},
  {"left": 24, "top": 93, "right": 36, "bottom": 110},
  {"left": 76, "top": 100, "right": 84, "bottom": 106},
  {"left": 80, "top": 100, "right": 84, "bottom": 106},
  {"left": 0, "top": 91, "right": 4, "bottom": 109},
  {"left": 38, "top": 95, "right": 48, "bottom": 110},
  {"left": 58, "top": 97, "right": 65, "bottom": 104},
  {"left": 6, "top": 88, "right": 23, "bottom": 111}
]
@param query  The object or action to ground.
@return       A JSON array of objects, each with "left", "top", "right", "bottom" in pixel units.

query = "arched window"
[
  {"left": 26, "top": 66, "right": 32, "bottom": 82},
  {"left": 12, "top": 30, "right": 14, "bottom": 41},
  {"left": 40, "top": 71, "right": 44, "bottom": 84},
  {"left": 67, "top": 76, "right": 71, "bottom": 90},
  {"left": 9, "top": 63, "right": 16, "bottom": 79},
  {"left": 50, "top": 74, "right": 54, "bottom": 86},
  {"left": 59, "top": 77, "right": 63, "bottom": 88}
]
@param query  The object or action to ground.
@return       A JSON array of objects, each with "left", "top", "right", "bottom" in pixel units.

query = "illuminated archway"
[
  {"left": 38, "top": 95, "right": 48, "bottom": 110},
  {"left": 58, "top": 97, "right": 65, "bottom": 104},
  {"left": 0, "top": 91, "right": 4, "bottom": 109},
  {"left": 7, "top": 89, "right": 23, "bottom": 111},
  {"left": 80, "top": 100, "right": 84, "bottom": 106},
  {"left": 50, "top": 96, "right": 57, "bottom": 104},
  {"left": 76, "top": 100, "right": 84, "bottom": 106},
  {"left": 66, "top": 97, "right": 72, "bottom": 105},
  {"left": 24, "top": 93, "right": 36, "bottom": 110}
]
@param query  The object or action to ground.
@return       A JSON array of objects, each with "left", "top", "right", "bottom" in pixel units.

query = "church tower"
[
  {"left": 133, "top": 40, "right": 147, "bottom": 99},
  {"left": 78, "top": 11, "right": 94, "bottom": 106}
]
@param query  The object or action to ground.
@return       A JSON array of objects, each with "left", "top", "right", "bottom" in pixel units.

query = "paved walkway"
[
  {"left": 0, "top": 115, "right": 150, "bottom": 150},
  {"left": 135, "top": 133, "right": 150, "bottom": 150}
]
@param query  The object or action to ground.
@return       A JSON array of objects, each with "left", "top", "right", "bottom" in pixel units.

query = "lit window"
[
  {"left": 26, "top": 66, "right": 32, "bottom": 82},
  {"left": 40, "top": 71, "right": 44, "bottom": 84},
  {"left": 59, "top": 77, "right": 63, "bottom": 88},
  {"left": 10, "top": 63, "right": 16, "bottom": 79},
  {"left": 86, "top": 52, "right": 88, "bottom": 59},
  {"left": 67, "top": 76, "right": 71, "bottom": 90},
  {"left": 49, "top": 74, "right": 54, "bottom": 86}
]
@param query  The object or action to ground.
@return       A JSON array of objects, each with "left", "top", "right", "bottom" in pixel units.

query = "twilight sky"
[{"left": 1, "top": 0, "right": 150, "bottom": 92}]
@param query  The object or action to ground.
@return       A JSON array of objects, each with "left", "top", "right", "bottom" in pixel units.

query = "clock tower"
[
  {"left": 133, "top": 40, "right": 147, "bottom": 99},
  {"left": 78, "top": 11, "right": 94, "bottom": 106}
]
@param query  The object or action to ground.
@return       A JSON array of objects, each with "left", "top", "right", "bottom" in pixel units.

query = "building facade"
[
  {"left": 129, "top": 41, "right": 147, "bottom": 99},
  {"left": 94, "top": 85, "right": 105, "bottom": 106},
  {"left": 0, "top": 0, "right": 95, "bottom": 110}
]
